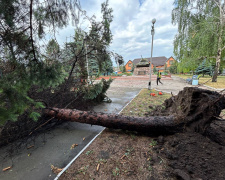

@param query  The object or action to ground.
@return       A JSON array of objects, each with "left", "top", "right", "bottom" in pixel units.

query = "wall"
[
  {"left": 125, "top": 60, "right": 133, "bottom": 72},
  {"left": 133, "top": 67, "right": 151, "bottom": 75},
  {"left": 166, "top": 57, "right": 175, "bottom": 68}
]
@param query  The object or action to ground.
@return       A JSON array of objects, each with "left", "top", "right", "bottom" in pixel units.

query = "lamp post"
[{"left": 148, "top": 18, "right": 156, "bottom": 90}]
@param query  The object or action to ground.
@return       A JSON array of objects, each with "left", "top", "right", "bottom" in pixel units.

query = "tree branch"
[
  {"left": 221, "top": 45, "right": 225, "bottom": 51},
  {"left": 213, "top": 0, "right": 224, "bottom": 14}
]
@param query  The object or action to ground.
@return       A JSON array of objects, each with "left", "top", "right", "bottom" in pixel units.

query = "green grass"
[
  {"left": 120, "top": 89, "right": 171, "bottom": 117},
  {"left": 175, "top": 74, "right": 225, "bottom": 89}
]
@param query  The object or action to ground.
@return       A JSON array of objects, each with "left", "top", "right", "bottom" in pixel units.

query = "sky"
[{"left": 56, "top": 0, "right": 178, "bottom": 65}]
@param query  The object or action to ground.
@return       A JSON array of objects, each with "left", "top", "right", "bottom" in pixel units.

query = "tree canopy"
[
  {"left": 172, "top": 0, "right": 225, "bottom": 81},
  {"left": 0, "top": 0, "right": 115, "bottom": 125}
]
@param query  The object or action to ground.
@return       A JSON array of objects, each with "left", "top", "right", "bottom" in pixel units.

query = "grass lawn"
[
  {"left": 175, "top": 74, "right": 225, "bottom": 89},
  {"left": 120, "top": 89, "right": 171, "bottom": 117}
]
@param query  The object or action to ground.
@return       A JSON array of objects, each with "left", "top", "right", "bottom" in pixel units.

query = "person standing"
[{"left": 157, "top": 70, "right": 163, "bottom": 85}]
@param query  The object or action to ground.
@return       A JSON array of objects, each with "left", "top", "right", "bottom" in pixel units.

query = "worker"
[{"left": 156, "top": 70, "right": 163, "bottom": 85}]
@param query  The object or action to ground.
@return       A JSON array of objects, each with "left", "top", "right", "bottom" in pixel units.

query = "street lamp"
[{"left": 148, "top": 18, "right": 156, "bottom": 90}]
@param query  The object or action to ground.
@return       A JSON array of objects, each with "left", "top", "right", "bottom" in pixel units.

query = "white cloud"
[
  {"left": 56, "top": 0, "right": 178, "bottom": 65},
  {"left": 106, "top": 0, "right": 177, "bottom": 63}
]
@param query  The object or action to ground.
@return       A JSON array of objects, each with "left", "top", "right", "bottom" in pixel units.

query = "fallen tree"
[{"left": 45, "top": 87, "right": 225, "bottom": 136}]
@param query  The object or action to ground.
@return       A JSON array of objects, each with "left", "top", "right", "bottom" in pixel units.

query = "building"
[
  {"left": 124, "top": 60, "right": 133, "bottom": 73},
  {"left": 132, "top": 56, "right": 176, "bottom": 75}
]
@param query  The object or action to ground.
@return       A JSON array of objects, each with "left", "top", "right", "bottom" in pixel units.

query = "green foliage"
[
  {"left": 0, "top": 0, "right": 81, "bottom": 125},
  {"left": 85, "top": 150, "right": 93, "bottom": 156},
  {"left": 0, "top": 61, "right": 66, "bottom": 125},
  {"left": 122, "top": 66, "right": 126, "bottom": 73},
  {"left": 220, "top": 59, "right": 225, "bottom": 73},
  {"left": 101, "top": 1, "right": 113, "bottom": 45},
  {"left": 83, "top": 78, "right": 113, "bottom": 102},
  {"left": 62, "top": 1, "right": 115, "bottom": 83},
  {"left": 153, "top": 66, "right": 157, "bottom": 73},
  {"left": 0, "top": 0, "right": 115, "bottom": 125},
  {"left": 172, "top": 0, "right": 225, "bottom": 81},
  {"left": 149, "top": 140, "right": 157, "bottom": 147},
  {"left": 46, "top": 39, "right": 60, "bottom": 59},
  {"left": 131, "top": 64, "right": 135, "bottom": 72},
  {"left": 100, "top": 53, "right": 114, "bottom": 76},
  {"left": 123, "top": 72, "right": 132, "bottom": 76},
  {"left": 112, "top": 167, "right": 120, "bottom": 176},
  {"left": 195, "top": 59, "right": 213, "bottom": 76},
  {"left": 0, "top": 0, "right": 17, "bottom": 27},
  {"left": 111, "top": 73, "right": 123, "bottom": 76},
  {"left": 169, "top": 61, "right": 178, "bottom": 74}
]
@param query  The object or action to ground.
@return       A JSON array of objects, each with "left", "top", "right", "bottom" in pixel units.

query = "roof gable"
[
  {"left": 167, "top": 56, "right": 176, "bottom": 62},
  {"left": 125, "top": 60, "right": 133, "bottom": 66}
]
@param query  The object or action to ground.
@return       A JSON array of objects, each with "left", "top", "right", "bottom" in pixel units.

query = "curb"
[
  {"left": 54, "top": 128, "right": 105, "bottom": 179},
  {"left": 201, "top": 84, "right": 224, "bottom": 91},
  {"left": 154, "top": 88, "right": 173, "bottom": 95},
  {"left": 54, "top": 88, "right": 143, "bottom": 180},
  {"left": 118, "top": 89, "right": 142, "bottom": 114}
]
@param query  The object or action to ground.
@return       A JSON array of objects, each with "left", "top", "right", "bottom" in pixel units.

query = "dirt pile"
[
  {"left": 157, "top": 132, "right": 225, "bottom": 180},
  {"left": 149, "top": 87, "right": 225, "bottom": 133},
  {"left": 149, "top": 87, "right": 225, "bottom": 179}
]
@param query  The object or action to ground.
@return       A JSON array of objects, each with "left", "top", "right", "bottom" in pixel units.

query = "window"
[
  {"left": 169, "top": 61, "right": 173, "bottom": 65},
  {"left": 128, "top": 63, "right": 132, "bottom": 67}
]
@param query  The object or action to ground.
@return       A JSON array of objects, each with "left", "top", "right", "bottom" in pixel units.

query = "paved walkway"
[
  {"left": 109, "top": 75, "right": 223, "bottom": 95},
  {"left": 109, "top": 75, "right": 191, "bottom": 95}
]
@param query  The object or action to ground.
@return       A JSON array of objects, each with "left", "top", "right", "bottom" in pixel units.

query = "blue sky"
[{"left": 56, "top": 0, "right": 178, "bottom": 65}]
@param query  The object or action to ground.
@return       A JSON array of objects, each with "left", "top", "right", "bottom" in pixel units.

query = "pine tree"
[
  {"left": 0, "top": 0, "right": 114, "bottom": 125},
  {"left": 153, "top": 66, "right": 157, "bottom": 74},
  {"left": 195, "top": 59, "right": 213, "bottom": 77}
]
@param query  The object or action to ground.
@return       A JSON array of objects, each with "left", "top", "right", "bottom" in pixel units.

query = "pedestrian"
[{"left": 157, "top": 70, "right": 163, "bottom": 85}]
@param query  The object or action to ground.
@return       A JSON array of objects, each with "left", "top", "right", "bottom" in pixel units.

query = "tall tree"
[
  {"left": 113, "top": 53, "right": 124, "bottom": 71},
  {"left": 172, "top": 0, "right": 225, "bottom": 82},
  {"left": 62, "top": 0, "right": 114, "bottom": 83},
  {"left": 45, "top": 39, "right": 61, "bottom": 65},
  {"left": 99, "top": 53, "right": 114, "bottom": 76},
  {"left": 0, "top": 0, "right": 90, "bottom": 125},
  {"left": 0, "top": 0, "right": 116, "bottom": 125}
]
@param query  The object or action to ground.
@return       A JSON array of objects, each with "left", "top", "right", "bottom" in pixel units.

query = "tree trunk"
[
  {"left": 45, "top": 108, "right": 181, "bottom": 135},
  {"left": 44, "top": 87, "right": 225, "bottom": 135},
  {"left": 212, "top": 49, "right": 221, "bottom": 82},
  {"left": 212, "top": 1, "right": 223, "bottom": 82}
]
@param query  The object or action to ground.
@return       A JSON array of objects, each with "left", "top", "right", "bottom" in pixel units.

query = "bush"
[{"left": 123, "top": 72, "right": 132, "bottom": 76}]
